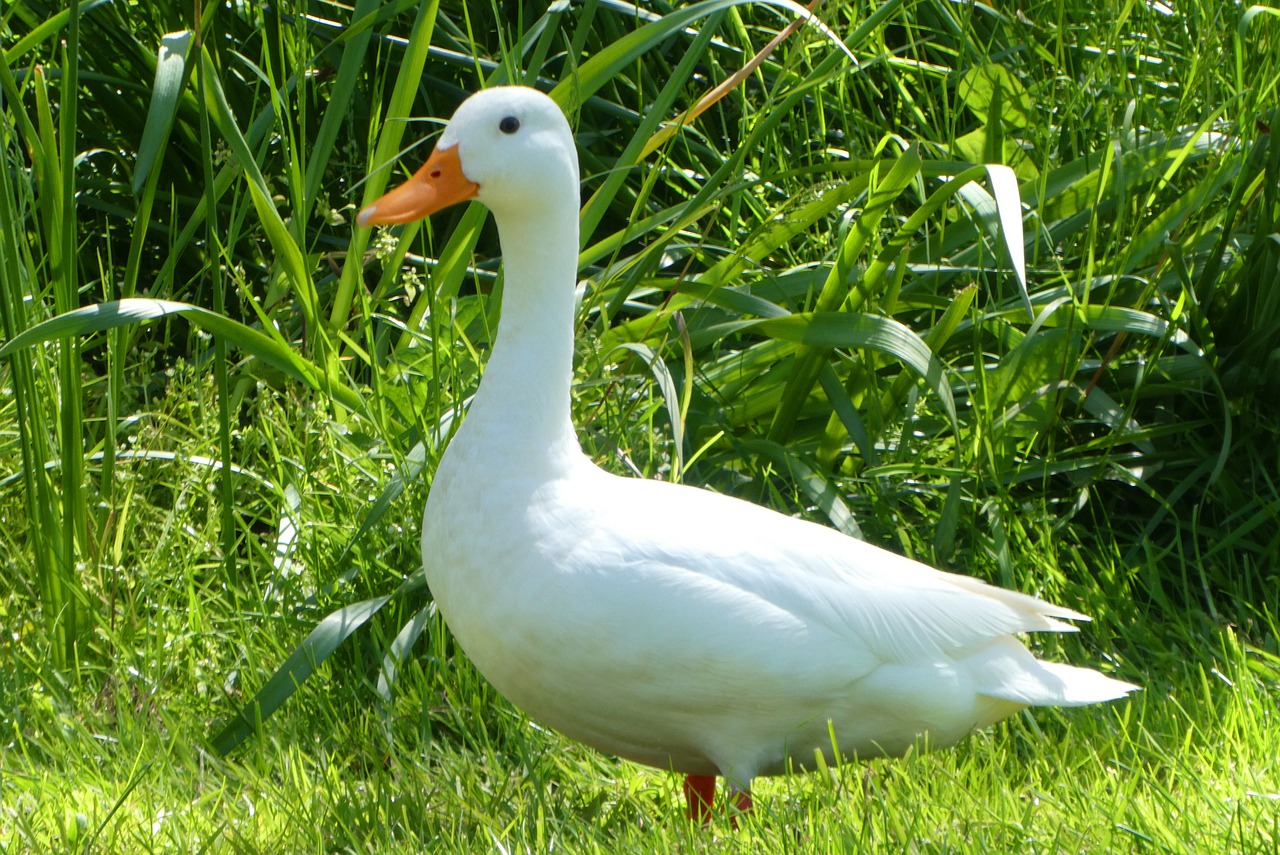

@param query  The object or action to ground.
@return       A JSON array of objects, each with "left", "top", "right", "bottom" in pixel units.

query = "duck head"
[{"left": 357, "top": 86, "right": 578, "bottom": 227}]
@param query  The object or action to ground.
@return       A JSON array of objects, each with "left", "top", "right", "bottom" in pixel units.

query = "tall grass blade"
[
  {"left": 579, "top": 9, "right": 726, "bottom": 243},
  {"left": 636, "top": 0, "right": 836, "bottom": 161},
  {"left": 767, "top": 145, "right": 922, "bottom": 443},
  {"left": 0, "top": 49, "right": 67, "bottom": 677},
  {"left": 199, "top": 49, "right": 318, "bottom": 334},
  {"left": 133, "top": 32, "right": 192, "bottom": 194},
  {"left": 300, "top": 0, "right": 382, "bottom": 227},
  {"left": 2, "top": 0, "right": 109, "bottom": 61},
  {"left": 549, "top": 0, "right": 851, "bottom": 107},
  {"left": 984, "top": 165, "right": 1028, "bottom": 314},
  {"left": 336, "top": 0, "right": 441, "bottom": 337}
]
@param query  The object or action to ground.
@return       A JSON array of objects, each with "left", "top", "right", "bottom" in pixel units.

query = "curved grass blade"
[
  {"left": 0, "top": 298, "right": 364, "bottom": 411},
  {"left": 1241, "top": 5, "right": 1280, "bottom": 35},
  {"left": 737, "top": 437, "right": 863, "bottom": 539},
  {"left": 741, "top": 312, "right": 959, "bottom": 429},
  {"left": 815, "top": 283, "right": 977, "bottom": 468},
  {"left": 211, "top": 594, "right": 393, "bottom": 755},
  {"left": 612, "top": 342, "right": 685, "bottom": 476},
  {"left": 377, "top": 601, "right": 435, "bottom": 704},
  {"left": 198, "top": 49, "right": 316, "bottom": 322},
  {"left": 549, "top": 0, "right": 852, "bottom": 109},
  {"left": 1, "top": 0, "right": 110, "bottom": 61},
  {"left": 985, "top": 165, "right": 1028, "bottom": 314},
  {"left": 1076, "top": 304, "right": 1193, "bottom": 349}
]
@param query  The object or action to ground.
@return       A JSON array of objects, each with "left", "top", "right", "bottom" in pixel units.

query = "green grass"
[{"left": 3, "top": 0, "right": 1279, "bottom": 850}]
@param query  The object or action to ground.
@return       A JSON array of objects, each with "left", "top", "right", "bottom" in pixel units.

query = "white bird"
[{"left": 357, "top": 85, "right": 1137, "bottom": 823}]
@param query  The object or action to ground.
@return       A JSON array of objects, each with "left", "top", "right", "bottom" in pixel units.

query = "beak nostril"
[{"left": 362, "top": 144, "right": 475, "bottom": 225}]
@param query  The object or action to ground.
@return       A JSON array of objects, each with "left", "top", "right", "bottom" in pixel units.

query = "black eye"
[{"left": 499, "top": 115, "right": 520, "bottom": 134}]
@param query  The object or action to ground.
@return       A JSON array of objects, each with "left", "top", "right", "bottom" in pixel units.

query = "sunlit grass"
[
  {"left": 2, "top": 0, "right": 1279, "bottom": 850},
  {"left": 2, "top": 584, "right": 1276, "bottom": 851}
]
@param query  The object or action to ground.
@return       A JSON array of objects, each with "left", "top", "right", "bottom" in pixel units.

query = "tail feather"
[
  {"left": 972, "top": 637, "right": 1139, "bottom": 707},
  {"left": 1024, "top": 661, "right": 1140, "bottom": 706}
]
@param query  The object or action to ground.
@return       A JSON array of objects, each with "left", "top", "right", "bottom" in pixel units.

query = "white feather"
[{"left": 363, "top": 86, "right": 1138, "bottom": 795}]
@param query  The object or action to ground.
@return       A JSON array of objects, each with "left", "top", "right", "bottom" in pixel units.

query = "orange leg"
[{"left": 684, "top": 774, "right": 717, "bottom": 824}]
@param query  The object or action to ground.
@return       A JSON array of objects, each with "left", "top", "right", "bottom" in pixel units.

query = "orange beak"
[{"left": 357, "top": 144, "right": 479, "bottom": 227}]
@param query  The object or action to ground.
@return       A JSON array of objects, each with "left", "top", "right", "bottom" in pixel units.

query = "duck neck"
[{"left": 463, "top": 196, "right": 581, "bottom": 463}]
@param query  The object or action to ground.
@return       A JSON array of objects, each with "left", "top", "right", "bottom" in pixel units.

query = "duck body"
[
  {"left": 426, "top": 442, "right": 1123, "bottom": 785},
  {"left": 359, "top": 85, "right": 1136, "bottom": 808}
]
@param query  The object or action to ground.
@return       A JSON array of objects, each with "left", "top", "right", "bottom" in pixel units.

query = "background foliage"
[{"left": 1, "top": 0, "right": 1278, "bottom": 850}]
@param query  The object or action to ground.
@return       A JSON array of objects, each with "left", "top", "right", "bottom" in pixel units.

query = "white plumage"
[{"left": 358, "top": 85, "right": 1136, "bottom": 819}]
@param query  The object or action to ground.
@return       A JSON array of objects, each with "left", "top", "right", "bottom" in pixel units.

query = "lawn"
[{"left": 2, "top": 0, "right": 1278, "bottom": 851}]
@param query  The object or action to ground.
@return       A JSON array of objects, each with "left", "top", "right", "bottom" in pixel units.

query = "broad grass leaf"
[
  {"left": 0, "top": 299, "right": 193, "bottom": 358},
  {"left": 818, "top": 364, "right": 876, "bottom": 466},
  {"left": 378, "top": 602, "right": 435, "bottom": 703},
  {"left": 957, "top": 63, "right": 1033, "bottom": 128},
  {"left": 133, "top": 31, "right": 191, "bottom": 193},
  {"left": 952, "top": 129, "right": 1039, "bottom": 181},
  {"left": 666, "top": 279, "right": 792, "bottom": 321},
  {"left": 1078, "top": 385, "right": 1155, "bottom": 456},
  {"left": 955, "top": 167, "right": 1029, "bottom": 313},
  {"left": 979, "top": 327, "right": 1079, "bottom": 440},
  {"left": 877, "top": 283, "right": 976, "bottom": 444},
  {"left": 1076, "top": 304, "right": 1192, "bottom": 348}
]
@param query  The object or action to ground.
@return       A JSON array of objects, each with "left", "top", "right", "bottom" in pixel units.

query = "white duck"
[{"left": 358, "top": 86, "right": 1136, "bottom": 823}]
